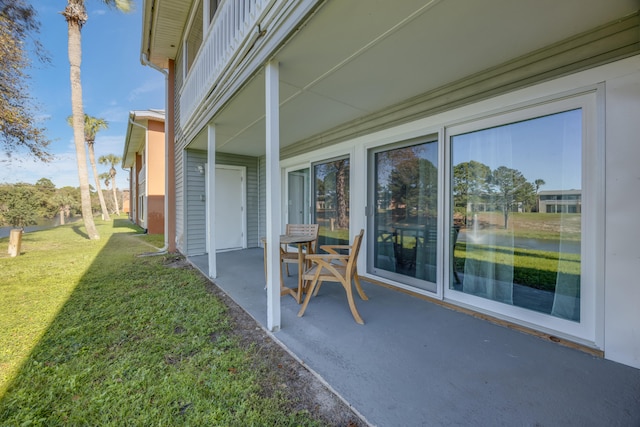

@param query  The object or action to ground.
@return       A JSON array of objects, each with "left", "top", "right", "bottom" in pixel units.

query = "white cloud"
[
  {"left": 128, "top": 77, "right": 165, "bottom": 103},
  {"left": 96, "top": 106, "right": 130, "bottom": 124},
  {"left": 0, "top": 152, "right": 80, "bottom": 188},
  {"left": 0, "top": 135, "right": 129, "bottom": 190}
]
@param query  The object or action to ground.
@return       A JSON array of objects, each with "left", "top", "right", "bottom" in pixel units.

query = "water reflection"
[{"left": 0, "top": 217, "right": 81, "bottom": 238}]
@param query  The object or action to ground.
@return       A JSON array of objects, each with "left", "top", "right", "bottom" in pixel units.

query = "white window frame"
[
  {"left": 182, "top": 0, "right": 204, "bottom": 81},
  {"left": 284, "top": 163, "right": 312, "bottom": 226},
  {"left": 442, "top": 87, "right": 603, "bottom": 346}
]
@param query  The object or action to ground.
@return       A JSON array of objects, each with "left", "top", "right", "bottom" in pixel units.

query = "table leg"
[{"left": 296, "top": 243, "right": 305, "bottom": 303}]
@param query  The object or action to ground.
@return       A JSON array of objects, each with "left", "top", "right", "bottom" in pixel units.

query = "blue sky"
[
  {"left": 452, "top": 109, "right": 582, "bottom": 191},
  {"left": 0, "top": 0, "right": 165, "bottom": 190}
]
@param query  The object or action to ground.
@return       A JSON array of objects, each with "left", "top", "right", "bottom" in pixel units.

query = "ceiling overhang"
[
  {"left": 146, "top": 0, "right": 640, "bottom": 156},
  {"left": 141, "top": 0, "right": 192, "bottom": 68}
]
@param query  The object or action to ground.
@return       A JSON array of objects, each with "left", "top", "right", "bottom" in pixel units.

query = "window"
[
  {"left": 313, "top": 157, "right": 350, "bottom": 249},
  {"left": 207, "top": 0, "right": 219, "bottom": 24},
  {"left": 287, "top": 167, "right": 310, "bottom": 225},
  {"left": 449, "top": 109, "right": 583, "bottom": 321},
  {"left": 368, "top": 138, "right": 438, "bottom": 292},
  {"left": 184, "top": 1, "right": 204, "bottom": 77}
]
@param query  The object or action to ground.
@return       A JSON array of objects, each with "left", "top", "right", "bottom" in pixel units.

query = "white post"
[
  {"left": 265, "top": 60, "right": 281, "bottom": 331},
  {"left": 207, "top": 124, "right": 217, "bottom": 278}
]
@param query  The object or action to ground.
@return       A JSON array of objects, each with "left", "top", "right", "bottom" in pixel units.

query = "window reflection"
[
  {"left": 372, "top": 140, "right": 438, "bottom": 289},
  {"left": 451, "top": 109, "right": 582, "bottom": 321},
  {"left": 313, "top": 158, "right": 350, "bottom": 249}
]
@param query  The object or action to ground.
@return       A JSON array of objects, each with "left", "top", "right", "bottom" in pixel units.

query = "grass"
[
  {"left": 0, "top": 217, "right": 324, "bottom": 426},
  {"left": 467, "top": 212, "right": 581, "bottom": 241},
  {"left": 455, "top": 242, "right": 580, "bottom": 292}
]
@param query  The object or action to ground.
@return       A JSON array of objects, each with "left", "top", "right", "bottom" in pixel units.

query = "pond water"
[{"left": 0, "top": 217, "right": 81, "bottom": 239}]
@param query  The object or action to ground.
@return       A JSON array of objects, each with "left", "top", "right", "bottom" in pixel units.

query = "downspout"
[{"left": 141, "top": 52, "right": 170, "bottom": 254}]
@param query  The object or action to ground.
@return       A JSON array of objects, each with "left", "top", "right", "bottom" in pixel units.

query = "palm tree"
[
  {"left": 99, "top": 154, "right": 121, "bottom": 215},
  {"left": 534, "top": 178, "right": 546, "bottom": 212},
  {"left": 98, "top": 171, "right": 113, "bottom": 213},
  {"left": 67, "top": 114, "right": 110, "bottom": 221},
  {"left": 61, "top": 0, "right": 132, "bottom": 239}
]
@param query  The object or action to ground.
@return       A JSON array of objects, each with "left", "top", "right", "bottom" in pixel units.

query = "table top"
[{"left": 261, "top": 234, "right": 316, "bottom": 244}]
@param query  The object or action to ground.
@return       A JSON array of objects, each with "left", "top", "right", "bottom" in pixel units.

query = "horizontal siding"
[
  {"left": 259, "top": 156, "right": 266, "bottom": 246},
  {"left": 175, "top": 142, "right": 185, "bottom": 252},
  {"left": 216, "top": 153, "right": 261, "bottom": 248},
  {"left": 185, "top": 149, "right": 208, "bottom": 255},
  {"left": 174, "top": 46, "right": 186, "bottom": 253},
  {"left": 182, "top": 150, "right": 262, "bottom": 254}
]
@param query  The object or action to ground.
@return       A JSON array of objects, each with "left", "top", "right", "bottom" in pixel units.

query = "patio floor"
[{"left": 189, "top": 248, "right": 640, "bottom": 426}]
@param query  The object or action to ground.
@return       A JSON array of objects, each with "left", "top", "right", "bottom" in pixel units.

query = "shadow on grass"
[
  {"left": 71, "top": 225, "right": 89, "bottom": 240},
  {"left": 112, "top": 218, "right": 144, "bottom": 232},
  {"left": 0, "top": 230, "right": 317, "bottom": 425}
]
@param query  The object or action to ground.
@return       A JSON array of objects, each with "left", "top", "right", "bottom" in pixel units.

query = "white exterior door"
[{"left": 214, "top": 165, "right": 246, "bottom": 251}]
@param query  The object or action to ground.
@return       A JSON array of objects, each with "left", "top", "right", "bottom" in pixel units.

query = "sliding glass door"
[
  {"left": 287, "top": 168, "right": 310, "bottom": 225},
  {"left": 313, "top": 157, "right": 350, "bottom": 249},
  {"left": 368, "top": 138, "right": 438, "bottom": 292},
  {"left": 449, "top": 108, "right": 583, "bottom": 322}
]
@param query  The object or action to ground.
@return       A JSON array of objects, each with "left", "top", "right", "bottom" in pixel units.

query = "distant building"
[
  {"left": 122, "top": 190, "right": 130, "bottom": 215},
  {"left": 121, "top": 110, "right": 165, "bottom": 234},
  {"left": 538, "top": 190, "right": 582, "bottom": 213}
]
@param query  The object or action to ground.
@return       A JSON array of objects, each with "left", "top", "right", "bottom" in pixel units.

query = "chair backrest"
[
  {"left": 345, "top": 229, "right": 365, "bottom": 278},
  {"left": 286, "top": 223, "right": 319, "bottom": 251}
]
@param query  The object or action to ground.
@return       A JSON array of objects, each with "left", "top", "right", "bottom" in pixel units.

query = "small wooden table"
[{"left": 261, "top": 234, "right": 316, "bottom": 303}]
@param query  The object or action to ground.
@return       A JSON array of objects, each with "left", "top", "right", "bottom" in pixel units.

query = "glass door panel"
[
  {"left": 450, "top": 109, "right": 582, "bottom": 321},
  {"left": 288, "top": 168, "right": 310, "bottom": 225},
  {"left": 313, "top": 157, "right": 350, "bottom": 249},
  {"left": 369, "top": 139, "right": 438, "bottom": 291}
]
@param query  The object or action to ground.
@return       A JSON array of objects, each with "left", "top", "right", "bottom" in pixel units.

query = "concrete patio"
[{"left": 189, "top": 249, "right": 640, "bottom": 426}]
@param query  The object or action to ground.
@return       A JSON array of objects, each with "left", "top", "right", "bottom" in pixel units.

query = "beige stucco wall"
[{"left": 146, "top": 119, "right": 166, "bottom": 234}]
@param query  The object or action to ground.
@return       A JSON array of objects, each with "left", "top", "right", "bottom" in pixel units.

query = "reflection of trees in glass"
[
  {"left": 376, "top": 144, "right": 437, "bottom": 224},
  {"left": 534, "top": 179, "right": 546, "bottom": 212},
  {"left": 453, "top": 161, "right": 492, "bottom": 222},
  {"left": 492, "top": 166, "right": 534, "bottom": 228},
  {"left": 315, "top": 159, "right": 350, "bottom": 229},
  {"left": 453, "top": 161, "right": 540, "bottom": 228},
  {"left": 387, "top": 157, "right": 437, "bottom": 221},
  {"left": 335, "top": 160, "right": 349, "bottom": 228}
]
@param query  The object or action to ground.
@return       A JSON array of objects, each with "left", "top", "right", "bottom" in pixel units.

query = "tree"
[
  {"left": 334, "top": 160, "right": 349, "bottom": 229},
  {"left": 98, "top": 171, "right": 114, "bottom": 213},
  {"left": 388, "top": 155, "right": 438, "bottom": 221},
  {"left": 98, "top": 153, "right": 121, "bottom": 215},
  {"left": 56, "top": 186, "right": 81, "bottom": 218},
  {"left": 34, "top": 177, "right": 57, "bottom": 219},
  {"left": 0, "top": 0, "right": 52, "bottom": 161},
  {"left": 534, "top": 178, "right": 546, "bottom": 212},
  {"left": 0, "top": 183, "right": 40, "bottom": 228},
  {"left": 61, "top": 0, "right": 132, "bottom": 240},
  {"left": 453, "top": 161, "right": 492, "bottom": 225},
  {"left": 67, "top": 114, "right": 110, "bottom": 221},
  {"left": 51, "top": 190, "right": 76, "bottom": 225},
  {"left": 491, "top": 166, "right": 532, "bottom": 229}
]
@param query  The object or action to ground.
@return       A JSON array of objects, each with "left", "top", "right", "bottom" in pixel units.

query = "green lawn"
[{"left": 0, "top": 218, "right": 323, "bottom": 426}]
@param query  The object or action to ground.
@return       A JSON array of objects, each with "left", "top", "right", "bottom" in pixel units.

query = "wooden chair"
[
  {"left": 280, "top": 223, "right": 319, "bottom": 277},
  {"left": 297, "top": 229, "right": 368, "bottom": 324}
]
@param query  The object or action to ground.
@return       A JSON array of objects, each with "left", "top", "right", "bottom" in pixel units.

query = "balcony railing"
[{"left": 180, "top": 0, "right": 273, "bottom": 128}]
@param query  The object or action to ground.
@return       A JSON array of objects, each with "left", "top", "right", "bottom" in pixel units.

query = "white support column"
[
  {"left": 207, "top": 124, "right": 217, "bottom": 278},
  {"left": 265, "top": 60, "right": 281, "bottom": 331}
]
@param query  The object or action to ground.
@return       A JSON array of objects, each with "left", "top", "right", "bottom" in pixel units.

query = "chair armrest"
[
  {"left": 319, "top": 244, "right": 351, "bottom": 255},
  {"left": 305, "top": 254, "right": 349, "bottom": 262}
]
